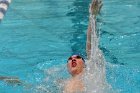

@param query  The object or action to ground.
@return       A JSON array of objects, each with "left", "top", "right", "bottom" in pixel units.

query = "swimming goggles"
[{"left": 67, "top": 55, "right": 85, "bottom": 62}]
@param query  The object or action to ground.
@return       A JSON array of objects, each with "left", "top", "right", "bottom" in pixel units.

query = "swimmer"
[
  {"left": 64, "top": 0, "right": 102, "bottom": 93},
  {"left": 64, "top": 55, "right": 86, "bottom": 93}
]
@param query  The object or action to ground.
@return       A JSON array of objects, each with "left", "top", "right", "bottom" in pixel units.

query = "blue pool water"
[
  {"left": 100, "top": 0, "right": 140, "bottom": 93},
  {"left": 0, "top": 0, "right": 140, "bottom": 93}
]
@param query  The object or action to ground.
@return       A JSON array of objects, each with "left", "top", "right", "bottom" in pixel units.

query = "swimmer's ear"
[{"left": 83, "top": 64, "right": 86, "bottom": 68}]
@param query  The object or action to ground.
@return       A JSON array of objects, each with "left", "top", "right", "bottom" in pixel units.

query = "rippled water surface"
[
  {"left": 0, "top": 0, "right": 89, "bottom": 92},
  {"left": 100, "top": 0, "right": 140, "bottom": 92}
]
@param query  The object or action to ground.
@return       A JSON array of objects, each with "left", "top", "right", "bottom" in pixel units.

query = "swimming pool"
[{"left": 0, "top": 0, "right": 140, "bottom": 93}]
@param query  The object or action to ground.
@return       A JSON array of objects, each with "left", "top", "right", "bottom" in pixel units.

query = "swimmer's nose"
[
  {"left": 72, "top": 59, "right": 76, "bottom": 62},
  {"left": 72, "top": 59, "right": 77, "bottom": 67}
]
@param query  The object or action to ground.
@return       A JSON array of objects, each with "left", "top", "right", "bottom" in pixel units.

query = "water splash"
[
  {"left": 84, "top": 15, "right": 108, "bottom": 93},
  {"left": 83, "top": 0, "right": 114, "bottom": 93},
  {"left": 32, "top": 64, "right": 68, "bottom": 93}
]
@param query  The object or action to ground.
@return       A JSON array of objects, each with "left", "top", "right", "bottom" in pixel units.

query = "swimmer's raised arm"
[
  {"left": 86, "top": 21, "right": 92, "bottom": 59},
  {"left": 86, "top": 0, "right": 103, "bottom": 59}
]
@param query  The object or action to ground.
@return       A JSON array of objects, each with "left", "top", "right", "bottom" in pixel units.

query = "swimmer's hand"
[
  {"left": 0, "top": 76, "right": 22, "bottom": 85},
  {"left": 0, "top": 76, "right": 33, "bottom": 90},
  {"left": 89, "top": 0, "right": 103, "bottom": 16}
]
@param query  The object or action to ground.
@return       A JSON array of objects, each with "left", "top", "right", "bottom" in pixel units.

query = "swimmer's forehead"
[{"left": 71, "top": 55, "right": 78, "bottom": 57}]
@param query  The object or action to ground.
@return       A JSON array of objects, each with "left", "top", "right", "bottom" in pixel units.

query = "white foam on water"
[
  {"left": 83, "top": 2, "right": 114, "bottom": 92},
  {"left": 83, "top": 15, "right": 106, "bottom": 93}
]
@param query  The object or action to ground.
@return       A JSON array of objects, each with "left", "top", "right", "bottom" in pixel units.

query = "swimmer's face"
[{"left": 67, "top": 55, "right": 85, "bottom": 76}]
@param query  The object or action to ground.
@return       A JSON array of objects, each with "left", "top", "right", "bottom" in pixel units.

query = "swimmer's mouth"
[{"left": 72, "top": 62, "right": 77, "bottom": 67}]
